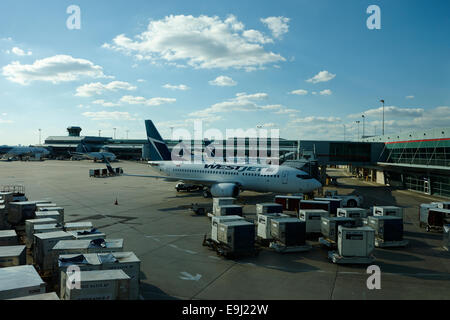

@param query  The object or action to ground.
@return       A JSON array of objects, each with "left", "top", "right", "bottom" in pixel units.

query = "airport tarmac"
[{"left": 1, "top": 160, "right": 449, "bottom": 300}]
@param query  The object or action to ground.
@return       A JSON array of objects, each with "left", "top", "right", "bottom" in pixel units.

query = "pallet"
[
  {"left": 319, "top": 237, "right": 336, "bottom": 248},
  {"left": 269, "top": 242, "right": 312, "bottom": 253},
  {"left": 328, "top": 251, "right": 375, "bottom": 264},
  {"left": 375, "top": 238, "right": 409, "bottom": 248}
]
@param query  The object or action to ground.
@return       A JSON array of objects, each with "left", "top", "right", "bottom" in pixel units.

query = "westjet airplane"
[
  {"left": 0, "top": 145, "right": 49, "bottom": 160},
  {"left": 110, "top": 120, "right": 321, "bottom": 198},
  {"left": 71, "top": 141, "right": 117, "bottom": 162}
]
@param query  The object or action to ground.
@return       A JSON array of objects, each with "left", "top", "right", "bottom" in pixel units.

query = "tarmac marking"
[
  {"left": 168, "top": 244, "right": 197, "bottom": 255},
  {"left": 179, "top": 272, "right": 202, "bottom": 281},
  {"left": 145, "top": 234, "right": 205, "bottom": 238}
]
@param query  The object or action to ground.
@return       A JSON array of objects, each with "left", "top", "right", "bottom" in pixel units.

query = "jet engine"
[{"left": 210, "top": 183, "right": 240, "bottom": 197}]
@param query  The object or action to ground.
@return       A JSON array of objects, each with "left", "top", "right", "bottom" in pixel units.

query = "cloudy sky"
[{"left": 0, "top": 0, "right": 449, "bottom": 144}]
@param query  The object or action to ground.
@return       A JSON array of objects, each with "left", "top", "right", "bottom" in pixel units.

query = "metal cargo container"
[
  {"left": 211, "top": 215, "right": 244, "bottom": 242},
  {"left": 214, "top": 205, "right": 243, "bottom": 217},
  {"left": 35, "top": 211, "right": 63, "bottom": 224},
  {"left": 7, "top": 201, "right": 37, "bottom": 225},
  {"left": 321, "top": 217, "right": 356, "bottom": 242},
  {"left": 34, "top": 231, "right": 75, "bottom": 272},
  {"left": 0, "top": 265, "right": 46, "bottom": 299},
  {"left": 368, "top": 216, "right": 403, "bottom": 241},
  {"left": 298, "top": 209, "right": 329, "bottom": 233},
  {"left": 0, "top": 245, "right": 26, "bottom": 267},
  {"left": 256, "top": 203, "right": 283, "bottom": 215},
  {"left": 34, "top": 224, "right": 63, "bottom": 234},
  {"left": 0, "top": 230, "right": 18, "bottom": 246},
  {"left": 68, "top": 229, "right": 106, "bottom": 240},
  {"left": 64, "top": 221, "right": 93, "bottom": 231},
  {"left": 58, "top": 252, "right": 140, "bottom": 300},
  {"left": 36, "top": 203, "right": 57, "bottom": 210},
  {"left": 37, "top": 207, "right": 65, "bottom": 222},
  {"left": 373, "top": 206, "right": 403, "bottom": 219},
  {"left": 25, "top": 218, "right": 58, "bottom": 246},
  {"left": 275, "top": 195, "right": 303, "bottom": 212},
  {"left": 213, "top": 197, "right": 236, "bottom": 216},
  {"left": 52, "top": 238, "right": 124, "bottom": 269},
  {"left": 300, "top": 200, "right": 330, "bottom": 213},
  {"left": 337, "top": 208, "right": 369, "bottom": 226},
  {"left": 217, "top": 221, "right": 255, "bottom": 253},
  {"left": 444, "top": 225, "right": 450, "bottom": 250},
  {"left": 427, "top": 208, "right": 450, "bottom": 230},
  {"left": 271, "top": 218, "right": 306, "bottom": 246},
  {"left": 314, "top": 198, "right": 342, "bottom": 215},
  {"left": 63, "top": 269, "right": 130, "bottom": 300},
  {"left": 419, "top": 203, "right": 439, "bottom": 227},
  {"left": 338, "top": 226, "right": 375, "bottom": 257},
  {"left": 257, "top": 213, "right": 289, "bottom": 239},
  {"left": 9, "top": 292, "right": 60, "bottom": 300}
]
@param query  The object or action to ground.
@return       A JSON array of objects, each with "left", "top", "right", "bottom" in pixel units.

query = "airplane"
[
  {"left": 105, "top": 120, "right": 322, "bottom": 198},
  {"left": 70, "top": 141, "right": 117, "bottom": 162},
  {"left": 0, "top": 145, "right": 50, "bottom": 160}
]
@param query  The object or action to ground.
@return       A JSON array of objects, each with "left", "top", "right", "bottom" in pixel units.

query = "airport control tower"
[{"left": 67, "top": 126, "right": 82, "bottom": 137}]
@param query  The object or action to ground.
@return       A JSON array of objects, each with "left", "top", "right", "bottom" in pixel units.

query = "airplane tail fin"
[
  {"left": 76, "top": 141, "right": 89, "bottom": 153},
  {"left": 145, "top": 120, "right": 171, "bottom": 161}
]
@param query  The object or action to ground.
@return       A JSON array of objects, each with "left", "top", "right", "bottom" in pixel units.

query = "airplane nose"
[{"left": 312, "top": 179, "right": 322, "bottom": 190}]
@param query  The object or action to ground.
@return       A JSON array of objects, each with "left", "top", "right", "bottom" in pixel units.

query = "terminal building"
[{"left": 42, "top": 125, "right": 450, "bottom": 199}]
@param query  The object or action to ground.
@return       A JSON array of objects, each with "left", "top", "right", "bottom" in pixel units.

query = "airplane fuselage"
[{"left": 150, "top": 161, "right": 321, "bottom": 194}]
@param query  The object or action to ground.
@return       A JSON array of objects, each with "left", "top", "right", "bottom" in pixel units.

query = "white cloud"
[
  {"left": 137, "top": 79, "right": 146, "bottom": 83},
  {"left": 92, "top": 99, "right": 120, "bottom": 107},
  {"left": 82, "top": 111, "right": 136, "bottom": 121},
  {"left": 120, "top": 95, "right": 176, "bottom": 106},
  {"left": 0, "top": 118, "right": 13, "bottom": 124},
  {"left": 163, "top": 83, "right": 189, "bottom": 90},
  {"left": 11, "top": 47, "right": 32, "bottom": 56},
  {"left": 290, "top": 89, "right": 308, "bottom": 95},
  {"left": 260, "top": 16, "right": 290, "bottom": 38},
  {"left": 75, "top": 81, "right": 137, "bottom": 97},
  {"left": 290, "top": 116, "right": 341, "bottom": 124},
  {"left": 406, "top": 95, "right": 415, "bottom": 99},
  {"left": 319, "top": 89, "right": 332, "bottom": 96},
  {"left": 209, "top": 76, "right": 237, "bottom": 87},
  {"left": 2, "top": 55, "right": 109, "bottom": 85},
  {"left": 242, "top": 29, "right": 273, "bottom": 44},
  {"left": 103, "top": 14, "right": 285, "bottom": 70},
  {"left": 348, "top": 106, "right": 424, "bottom": 119},
  {"left": 306, "top": 70, "right": 336, "bottom": 84}
]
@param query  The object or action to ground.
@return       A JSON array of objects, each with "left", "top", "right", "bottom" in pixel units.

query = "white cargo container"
[
  {"left": 25, "top": 218, "right": 58, "bottom": 247},
  {"left": 52, "top": 239, "right": 124, "bottom": 271},
  {"left": 213, "top": 197, "right": 235, "bottom": 216},
  {"left": 337, "top": 226, "right": 375, "bottom": 257},
  {"left": 37, "top": 207, "right": 65, "bottom": 222},
  {"left": 214, "top": 205, "right": 243, "bottom": 217},
  {"left": 9, "top": 292, "right": 60, "bottom": 300},
  {"left": 34, "top": 231, "right": 75, "bottom": 272},
  {"left": 256, "top": 203, "right": 283, "bottom": 215},
  {"left": 298, "top": 209, "right": 329, "bottom": 233},
  {"left": 419, "top": 203, "right": 439, "bottom": 227},
  {"left": 0, "top": 265, "right": 46, "bottom": 299},
  {"left": 0, "top": 192, "right": 14, "bottom": 204},
  {"left": 211, "top": 215, "right": 244, "bottom": 242},
  {"left": 337, "top": 208, "right": 369, "bottom": 226},
  {"left": 0, "top": 245, "right": 26, "bottom": 267},
  {"left": 35, "top": 211, "right": 63, "bottom": 224},
  {"left": 63, "top": 269, "right": 131, "bottom": 300},
  {"left": 257, "top": 213, "right": 289, "bottom": 239},
  {"left": 64, "top": 222, "right": 93, "bottom": 231},
  {"left": 60, "top": 252, "right": 140, "bottom": 300},
  {"left": 0, "top": 230, "right": 18, "bottom": 246},
  {"left": 373, "top": 206, "right": 403, "bottom": 219}
]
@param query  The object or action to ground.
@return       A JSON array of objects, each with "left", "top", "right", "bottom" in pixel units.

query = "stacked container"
[
  {"left": 321, "top": 217, "right": 356, "bottom": 242},
  {"left": 217, "top": 220, "right": 255, "bottom": 254},
  {"left": 257, "top": 213, "right": 289, "bottom": 240},
  {"left": 256, "top": 203, "right": 283, "bottom": 215},
  {"left": 211, "top": 215, "right": 244, "bottom": 242},
  {"left": 298, "top": 209, "right": 329, "bottom": 233},
  {"left": 337, "top": 226, "right": 375, "bottom": 257},
  {"left": 270, "top": 218, "right": 306, "bottom": 246}
]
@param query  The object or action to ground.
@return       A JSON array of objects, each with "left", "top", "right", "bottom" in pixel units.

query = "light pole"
[
  {"left": 380, "top": 99, "right": 385, "bottom": 135},
  {"left": 126, "top": 130, "right": 129, "bottom": 139},
  {"left": 170, "top": 126, "right": 174, "bottom": 139},
  {"left": 362, "top": 115, "right": 365, "bottom": 139},
  {"left": 98, "top": 130, "right": 101, "bottom": 137},
  {"left": 355, "top": 120, "right": 360, "bottom": 141},
  {"left": 113, "top": 128, "right": 117, "bottom": 140},
  {"left": 38, "top": 128, "right": 42, "bottom": 145},
  {"left": 343, "top": 124, "right": 346, "bottom": 141}
]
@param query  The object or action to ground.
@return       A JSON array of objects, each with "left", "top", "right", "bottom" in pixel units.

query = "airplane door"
[{"left": 282, "top": 171, "right": 288, "bottom": 184}]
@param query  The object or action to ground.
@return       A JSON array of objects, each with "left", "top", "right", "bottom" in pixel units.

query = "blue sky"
[{"left": 0, "top": 0, "right": 449, "bottom": 144}]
